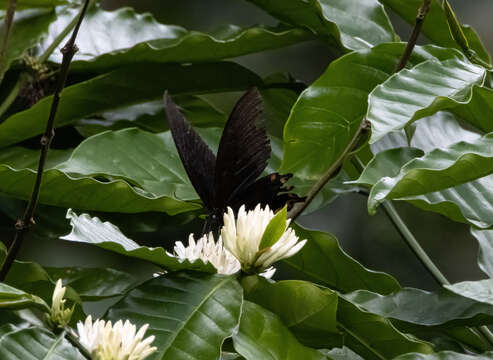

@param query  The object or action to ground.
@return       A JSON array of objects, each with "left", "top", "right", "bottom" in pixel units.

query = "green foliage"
[{"left": 0, "top": 0, "right": 493, "bottom": 358}]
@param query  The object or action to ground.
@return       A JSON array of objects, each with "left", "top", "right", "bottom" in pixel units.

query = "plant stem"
[
  {"left": 0, "top": 0, "right": 17, "bottom": 82},
  {"left": 0, "top": 0, "right": 91, "bottom": 282},
  {"left": 64, "top": 328, "right": 92, "bottom": 360},
  {"left": 395, "top": 0, "right": 432, "bottom": 72},
  {"left": 382, "top": 201, "right": 449, "bottom": 285},
  {"left": 287, "top": 120, "right": 368, "bottom": 221}
]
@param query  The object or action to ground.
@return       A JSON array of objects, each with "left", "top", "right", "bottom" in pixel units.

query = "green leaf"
[
  {"left": 0, "top": 146, "right": 198, "bottom": 214},
  {"left": 0, "top": 8, "right": 55, "bottom": 79},
  {"left": 5, "top": 259, "right": 137, "bottom": 302},
  {"left": 0, "top": 61, "right": 261, "bottom": 147},
  {"left": 233, "top": 301, "right": 326, "bottom": 360},
  {"left": 343, "top": 287, "right": 493, "bottom": 327},
  {"left": 280, "top": 43, "right": 462, "bottom": 180},
  {"left": 0, "top": 283, "right": 49, "bottom": 312},
  {"left": 246, "top": 0, "right": 397, "bottom": 51},
  {"left": 61, "top": 209, "right": 216, "bottom": 272},
  {"left": 367, "top": 57, "right": 486, "bottom": 143},
  {"left": 0, "top": 0, "right": 67, "bottom": 8},
  {"left": 107, "top": 272, "right": 243, "bottom": 360},
  {"left": 259, "top": 206, "right": 287, "bottom": 250},
  {"left": 44, "top": 267, "right": 137, "bottom": 301},
  {"left": 353, "top": 147, "right": 423, "bottom": 186},
  {"left": 405, "top": 176, "right": 493, "bottom": 229},
  {"left": 0, "top": 326, "right": 84, "bottom": 360},
  {"left": 445, "top": 279, "right": 493, "bottom": 307},
  {"left": 360, "top": 135, "right": 493, "bottom": 228},
  {"left": 393, "top": 351, "right": 493, "bottom": 360},
  {"left": 75, "top": 95, "right": 227, "bottom": 137},
  {"left": 57, "top": 128, "right": 200, "bottom": 201},
  {"left": 365, "top": 134, "right": 493, "bottom": 213},
  {"left": 41, "top": 6, "right": 313, "bottom": 72},
  {"left": 280, "top": 223, "right": 400, "bottom": 294},
  {"left": 379, "top": 0, "right": 491, "bottom": 64},
  {"left": 242, "top": 277, "right": 339, "bottom": 348},
  {"left": 337, "top": 296, "right": 433, "bottom": 360}
]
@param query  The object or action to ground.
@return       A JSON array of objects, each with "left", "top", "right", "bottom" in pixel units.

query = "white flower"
[
  {"left": 221, "top": 204, "right": 307, "bottom": 273},
  {"left": 77, "top": 315, "right": 157, "bottom": 360},
  {"left": 170, "top": 232, "right": 241, "bottom": 275},
  {"left": 49, "top": 279, "right": 73, "bottom": 327}
]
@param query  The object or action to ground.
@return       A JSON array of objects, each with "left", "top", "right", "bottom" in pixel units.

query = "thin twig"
[
  {"left": 0, "top": 0, "right": 17, "bottom": 81},
  {"left": 287, "top": 120, "right": 368, "bottom": 221},
  {"left": 395, "top": 0, "right": 432, "bottom": 72},
  {"left": 0, "top": 0, "right": 91, "bottom": 282},
  {"left": 64, "top": 328, "right": 92, "bottom": 360}
]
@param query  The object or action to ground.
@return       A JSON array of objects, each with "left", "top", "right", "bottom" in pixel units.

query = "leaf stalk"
[{"left": 0, "top": 0, "right": 17, "bottom": 82}]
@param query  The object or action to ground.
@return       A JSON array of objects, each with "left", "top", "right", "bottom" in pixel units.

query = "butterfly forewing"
[
  {"left": 164, "top": 92, "right": 216, "bottom": 209},
  {"left": 214, "top": 88, "right": 271, "bottom": 208}
]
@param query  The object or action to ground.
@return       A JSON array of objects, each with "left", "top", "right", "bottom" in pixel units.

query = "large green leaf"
[
  {"left": 0, "top": 8, "right": 55, "bottom": 79},
  {"left": 370, "top": 111, "right": 482, "bottom": 154},
  {"left": 0, "top": 146, "right": 197, "bottom": 214},
  {"left": 41, "top": 6, "right": 312, "bottom": 72},
  {"left": 379, "top": 0, "right": 491, "bottom": 64},
  {"left": 363, "top": 134, "right": 493, "bottom": 213},
  {"left": 280, "top": 224, "right": 400, "bottom": 294},
  {"left": 367, "top": 56, "right": 487, "bottom": 143},
  {"left": 233, "top": 301, "right": 326, "bottom": 360},
  {"left": 336, "top": 296, "right": 433, "bottom": 360},
  {"left": 358, "top": 141, "right": 493, "bottom": 228},
  {"left": 242, "top": 277, "right": 339, "bottom": 348},
  {"left": 0, "top": 326, "right": 83, "bottom": 360},
  {"left": 246, "top": 0, "right": 397, "bottom": 51},
  {"left": 4, "top": 259, "right": 136, "bottom": 302},
  {"left": 0, "top": 61, "right": 261, "bottom": 147},
  {"left": 0, "top": 283, "right": 49, "bottom": 312},
  {"left": 43, "top": 267, "right": 137, "bottom": 301},
  {"left": 57, "top": 128, "right": 198, "bottom": 201},
  {"left": 75, "top": 95, "right": 227, "bottom": 136},
  {"left": 394, "top": 351, "right": 493, "bottom": 360},
  {"left": 106, "top": 272, "right": 243, "bottom": 360},
  {"left": 61, "top": 209, "right": 216, "bottom": 272},
  {"left": 343, "top": 287, "right": 493, "bottom": 327},
  {"left": 280, "top": 43, "right": 462, "bottom": 179}
]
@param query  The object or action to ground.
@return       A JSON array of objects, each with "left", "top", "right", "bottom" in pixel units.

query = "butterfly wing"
[
  {"left": 164, "top": 91, "right": 216, "bottom": 210},
  {"left": 214, "top": 88, "right": 270, "bottom": 209},
  {"left": 229, "top": 173, "right": 305, "bottom": 212}
]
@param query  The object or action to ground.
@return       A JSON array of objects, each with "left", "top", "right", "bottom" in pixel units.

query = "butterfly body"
[{"left": 164, "top": 88, "right": 303, "bottom": 231}]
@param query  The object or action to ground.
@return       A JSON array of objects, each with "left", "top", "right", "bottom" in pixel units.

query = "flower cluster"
[
  {"left": 48, "top": 279, "right": 74, "bottom": 328},
  {"left": 222, "top": 205, "right": 307, "bottom": 273},
  {"left": 77, "top": 316, "right": 157, "bottom": 360},
  {"left": 170, "top": 204, "right": 306, "bottom": 276},
  {"left": 171, "top": 232, "right": 241, "bottom": 275}
]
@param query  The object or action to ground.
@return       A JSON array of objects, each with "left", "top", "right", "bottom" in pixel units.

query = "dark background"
[{"left": 10, "top": 1, "right": 493, "bottom": 300}]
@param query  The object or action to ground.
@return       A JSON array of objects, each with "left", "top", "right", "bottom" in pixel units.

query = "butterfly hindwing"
[
  {"left": 230, "top": 173, "right": 305, "bottom": 212},
  {"left": 164, "top": 92, "right": 216, "bottom": 210},
  {"left": 214, "top": 88, "right": 271, "bottom": 209}
]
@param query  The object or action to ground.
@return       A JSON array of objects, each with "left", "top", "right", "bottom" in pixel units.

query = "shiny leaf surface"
[{"left": 107, "top": 272, "right": 243, "bottom": 360}]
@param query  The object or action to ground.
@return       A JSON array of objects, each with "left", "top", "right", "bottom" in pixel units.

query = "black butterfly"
[{"left": 163, "top": 88, "right": 304, "bottom": 231}]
